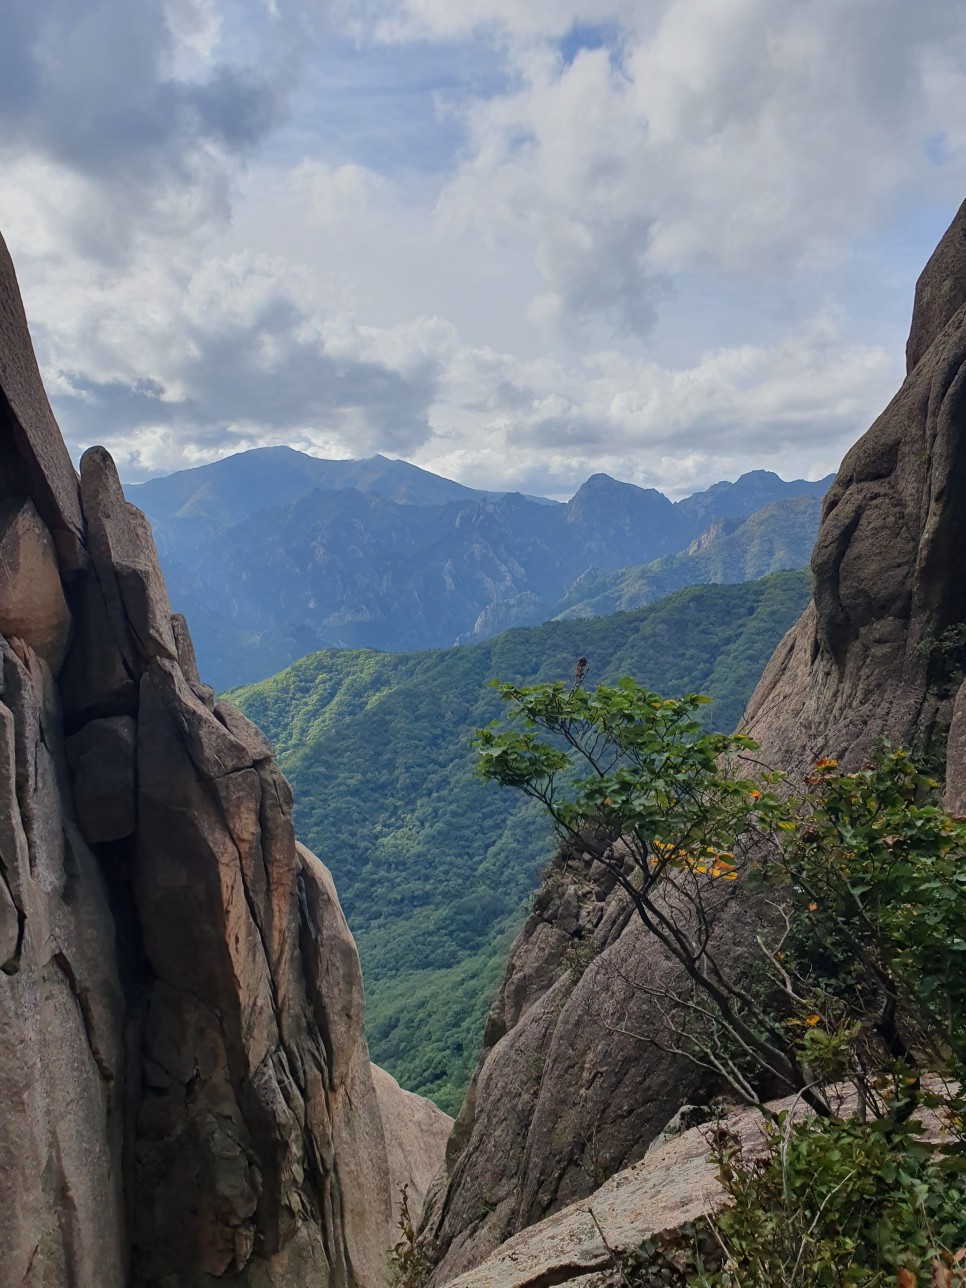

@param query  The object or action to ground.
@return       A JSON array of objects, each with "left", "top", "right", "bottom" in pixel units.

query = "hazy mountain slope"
[
  {"left": 159, "top": 477, "right": 695, "bottom": 687},
  {"left": 674, "top": 467, "right": 833, "bottom": 525},
  {"left": 127, "top": 445, "right": 556, "bottom": 557},
  {"left": 558, "top": 494, "right": 821, "bottom": 618},
  {"left": 142, "top": 464, "right": 826, "bottom": 688},
  {"left": 230, "top": 569, "right": 811, "bottom": 1111},
  {"left": 126, "top": 449, "right": 829, "bottom": 689}
]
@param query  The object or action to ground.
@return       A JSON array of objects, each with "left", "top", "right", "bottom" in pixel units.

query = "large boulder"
[
  {"left": 422, "top": 849, "right": 762, "bottom": 1282},
  {"left": 443, "top": 1084, "right": 948, "bottom": 1288}
]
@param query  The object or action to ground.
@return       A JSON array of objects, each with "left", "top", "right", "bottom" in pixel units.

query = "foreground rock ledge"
[{"left": 446, "top": 1086, "right": 948, "bottom": 1288}]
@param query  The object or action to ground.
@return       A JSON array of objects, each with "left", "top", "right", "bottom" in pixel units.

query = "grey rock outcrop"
[
  {"left": 0, "top": 497, "right": 71, "bottom": 671},
  {"left": 66, "top": 715, "right": 137, "bottom": 842},
  {"left": 0, "top": 230, "right": 448, "bottom": 1286},
  {"left": 372, "top": 1064, "right": 454, "bottom": 1226},
  {"left": 442, "top": 1100, "right": 753, "bottom": 1288},
  {"left": 444, "top": 1083, "right": 949, "bottom": 1288},
  {"left": 743, "top": 196, "right": 966, "bottom": 778}
]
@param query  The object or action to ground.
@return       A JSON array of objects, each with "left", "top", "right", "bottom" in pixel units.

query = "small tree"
[
  {"left": 475, "top": 678, "right": 829, "bottom": 1110},
  {"left": 388, "top": 1185, "right": 433, "bottom": 1288}
]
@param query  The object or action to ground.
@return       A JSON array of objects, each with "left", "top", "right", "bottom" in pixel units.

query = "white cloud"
[
  {"left": 348, "top": 0, "right": 639, "bottom": 43},
  {"left": 434, "top": 0, "right": 966, "bottom": 340},
  {"left": 410, "top": 312, "right": 896, "bottom": 498},
  {"left": 0, "top": 0, "right": 964, "bottom": 500}
]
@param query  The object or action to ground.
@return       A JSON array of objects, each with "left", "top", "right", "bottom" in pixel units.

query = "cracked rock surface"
[
  {"left": 0, "top": 230, "right": 450, "bottom": 1287},
  {"left": 742, "top": 197, "right": 966, "bottom": 780}
]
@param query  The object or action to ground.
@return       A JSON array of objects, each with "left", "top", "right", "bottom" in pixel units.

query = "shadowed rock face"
[
  {"left": 425, "top": 199, "right": 966, "bottom": 1282},
  {"left": 742, "top": 197, "right": 966, "bottom": 779},
  {"left": 421, "top": 848, "right": 764, "bottom": 1283},
  {"left": 0, "top": 231, "right": 449, "bottom": 1287}
]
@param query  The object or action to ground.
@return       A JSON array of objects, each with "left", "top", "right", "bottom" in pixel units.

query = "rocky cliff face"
[
  {"left": 742, "top": 197, "right": 966, "bottom": 779},
  {"left": 424, "top": 198, "right": 966, "bottom": 1282},
  {"left": 0, "top": 232, "right": 449, "bottom": 1288}
]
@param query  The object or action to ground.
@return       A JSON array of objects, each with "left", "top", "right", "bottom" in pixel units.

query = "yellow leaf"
[
  {"left": 808, "top": 902, "right": 818, "bottom": 912},
  {"left": 805, "top": 1014, "right": 821, "bottom": 1027}
]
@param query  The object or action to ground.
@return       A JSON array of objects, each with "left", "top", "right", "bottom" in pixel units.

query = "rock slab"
[{"left": 743, "top": 196, "right": 966, "bottom": 779}]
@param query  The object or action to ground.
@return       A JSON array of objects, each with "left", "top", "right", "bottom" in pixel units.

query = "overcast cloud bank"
[{"left": 1, "top": 0, "right": 964, "bottom": 496}]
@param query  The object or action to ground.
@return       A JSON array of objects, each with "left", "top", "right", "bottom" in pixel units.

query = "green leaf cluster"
[
  {"left": 786, "top": 748, "right": 966, "bottom": 1065},
  {"left": 699, "top": 1116, "right": 966, "bottom": 1287}
]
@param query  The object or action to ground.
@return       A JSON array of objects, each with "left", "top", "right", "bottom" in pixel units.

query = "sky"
[{"left": 1, "top": 0, "right": 964, "bottom": 500}]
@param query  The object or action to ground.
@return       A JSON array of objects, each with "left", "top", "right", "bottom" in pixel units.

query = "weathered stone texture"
[
  {"left": 0, "top": 638, "right": 126, "bottom": 1288},
  {"left": 0, "top": 231, "right": 85, "bottom": 562},
  {"left": 372, "top": 1063, "right": 454, "bottom": 1226},
  {"left": 0, "top": 498, "right": 71, "bottom": 672},
  {"left": 80, "top": 445, "right": 178, "bottom": 668},
  {"left": 445, "top": 1084, "right": 950, "bottom": 1288},
  {"left": 0, "top": 232, "right": 449, "bottom": 1287},
  {"left": 423, "top": 849, "right": 765, "bottom": 1283},
  {"left": 743, "top": 195, "right": 966, "bottom": 778},
  {"left": 66, "top": 714, "right": 137, "bottom": 842}
]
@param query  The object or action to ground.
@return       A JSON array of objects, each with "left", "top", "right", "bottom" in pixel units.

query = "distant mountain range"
[
  {"left": 554, "top": 494, "right": 823, "bottom": 621},
  {"left": 127, "top": 446, "right": 557, "bottom": 555},
  {"left": 126, "top": 447, "right": 831, "bottom": 689}
]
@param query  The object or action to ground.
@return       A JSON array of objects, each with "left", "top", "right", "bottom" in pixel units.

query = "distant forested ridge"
[
  {"left": 128, "top": 447, "right": 829, "bottom": 688},
  {"left": 230, "top": 570, "right": 812, "bottom": 1111}
]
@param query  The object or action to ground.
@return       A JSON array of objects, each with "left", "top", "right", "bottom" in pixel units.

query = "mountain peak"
[{"left": 570, "top": 472, "right": 669, "bottom": 503}]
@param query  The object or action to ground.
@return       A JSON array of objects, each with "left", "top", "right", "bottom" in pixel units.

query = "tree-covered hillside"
[{"left": 230, "top": 570, "right": 811, "bottom": 1112}]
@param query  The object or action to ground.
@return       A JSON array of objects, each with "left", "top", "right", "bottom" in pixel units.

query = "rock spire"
[{"left": 0, "top": 231, "right": 449, "bottom": 1288}]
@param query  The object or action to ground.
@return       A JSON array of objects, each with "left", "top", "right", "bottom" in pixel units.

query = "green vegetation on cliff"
[{"left": 230, "top": 569, "right": 811, "bottom": 1111}]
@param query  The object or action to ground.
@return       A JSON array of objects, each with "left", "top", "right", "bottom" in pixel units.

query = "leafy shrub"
[
  {"left": 387, "top": 1186, "right": 434, "bottom": 1288},
  {"left": 699, "top": 1115, "right": 966, "bottom": 1287},
  {"left": 477, "top": 678, "right": 966, "bottom": 1283}
]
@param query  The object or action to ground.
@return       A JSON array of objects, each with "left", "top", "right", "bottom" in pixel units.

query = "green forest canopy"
[{"left": 230, "top": 569, "right": 811, "bottom": 1113}]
